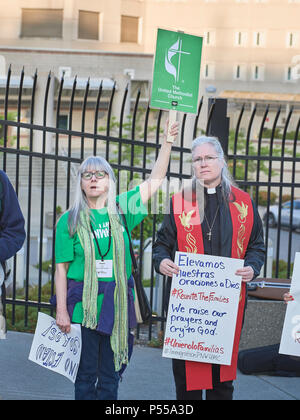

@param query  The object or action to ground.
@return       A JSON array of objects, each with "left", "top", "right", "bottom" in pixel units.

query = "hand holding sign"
[
  {"left": 163, "top": 252, "right": 244, "bottom": 366},
  {"left": 166, "top": 110, "right": 178, "bottom": 143},
  {"left": 29, "top": 312, "right": 82, "bottom": 383}
]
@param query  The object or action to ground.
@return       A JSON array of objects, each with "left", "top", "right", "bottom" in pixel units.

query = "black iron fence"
[{"left": 1, "top": 66, "right": 300, "bottom": 339}]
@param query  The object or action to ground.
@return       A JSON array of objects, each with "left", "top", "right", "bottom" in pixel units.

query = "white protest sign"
[
  {"left": 279, "top": 252, "right": 300, "bottom": 358},
  {"left": 29, "top": 312, "right": 82, "bottom": 383},
  {"left": 163, "top": 252, "right": 244, "bottom": 365}
]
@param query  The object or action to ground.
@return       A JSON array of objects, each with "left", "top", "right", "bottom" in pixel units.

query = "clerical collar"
[{"left": 204, "top": 184, "right": 222, "bottom": 194}]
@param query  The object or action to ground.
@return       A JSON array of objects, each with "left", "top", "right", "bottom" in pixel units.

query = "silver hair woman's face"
[
  {"left": 80, "top": 168, "right": 110, "bottom": 200},
  {"left": 192, "top": 143, "right": 224, "bottom": 188}
]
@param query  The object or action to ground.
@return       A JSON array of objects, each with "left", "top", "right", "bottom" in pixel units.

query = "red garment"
[{"left": 172, "top": 186, "right": 254, "bottom": 390}]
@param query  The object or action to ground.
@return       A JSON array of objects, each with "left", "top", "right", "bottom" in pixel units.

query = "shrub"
[{"left": 252, "top": 190, "right": 277, "bottom": 206}]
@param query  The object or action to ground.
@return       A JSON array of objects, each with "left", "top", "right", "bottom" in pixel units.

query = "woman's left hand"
[
  {"left": 163, "top": 119, "right": 180, "bottom": 143},
  {"left": 235, "top": 266, "right": 254, "bottom": 283}
]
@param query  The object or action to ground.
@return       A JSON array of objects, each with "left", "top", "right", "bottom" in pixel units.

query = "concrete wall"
[{"left": 239, "top": 299, "right": 287, "bottom": 350}]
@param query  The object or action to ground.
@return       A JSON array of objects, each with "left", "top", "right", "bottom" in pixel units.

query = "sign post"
[{"left": 150, "top": 28, "right": 203, "bottom": 142}]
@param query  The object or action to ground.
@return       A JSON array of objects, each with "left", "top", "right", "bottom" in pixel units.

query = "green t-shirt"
[{"left": 55, "top": 185, "right": 148, "bottom": 323}]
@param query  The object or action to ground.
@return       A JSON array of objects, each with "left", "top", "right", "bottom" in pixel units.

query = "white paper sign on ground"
[
  {"left": 29, "top": 312, "right": 82, "bottom": 383},
  {"left": 279, "top": 252, "right": 300, "bottom": 358},
  {"left": 163, "top": 252, "right": 244, "bottom": 366}
]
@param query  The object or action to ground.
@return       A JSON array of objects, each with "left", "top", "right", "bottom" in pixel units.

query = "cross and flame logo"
[{"left": 165, "top": 37, "right": 191, "bottom": 83}]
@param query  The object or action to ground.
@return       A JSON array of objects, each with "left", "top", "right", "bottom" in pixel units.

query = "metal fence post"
[{"left": 207, "top": 98, "right": 229, "bottom": 154}]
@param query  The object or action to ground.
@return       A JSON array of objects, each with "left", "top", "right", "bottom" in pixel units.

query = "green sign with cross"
[{"left": 150, "top": 28, "right": 203, "bottom": 114}]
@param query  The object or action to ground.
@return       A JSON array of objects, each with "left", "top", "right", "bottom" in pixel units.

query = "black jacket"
[
  {"left": 0, "top": 170, "right": 26, "bottom": 263},
  {"left": 0, "top": 170, "right": 26, "bottom": 306}
]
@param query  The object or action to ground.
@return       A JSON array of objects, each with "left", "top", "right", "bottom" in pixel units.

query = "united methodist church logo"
[
  {"left": 165, "top": 37, "right": 191, "bottom": 83},
  {"left": 150, "top": 29, "right": 203, "bottom": 114}
]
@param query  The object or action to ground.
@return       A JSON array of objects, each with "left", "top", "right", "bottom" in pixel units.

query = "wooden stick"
[{"left": 166, "top": 109, "right": 178, "bottom": 143}]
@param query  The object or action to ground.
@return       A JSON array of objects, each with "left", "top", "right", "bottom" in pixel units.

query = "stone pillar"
[
  {"left": 33, "top": 73, "right": 55, "bottom": 154},
  {"left": 111, "top": 73, "right": 131, "bottom": 134}
]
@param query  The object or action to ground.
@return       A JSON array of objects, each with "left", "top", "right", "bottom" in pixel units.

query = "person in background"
[
  {"left": 53, "top": 120, "right": 179, "bottom": 400},
  {"left": 0, "top": 170, "right": 26, "bottom": 339},
  {"left": 153, "top": 135, "right": 265, "bottom": 400}
]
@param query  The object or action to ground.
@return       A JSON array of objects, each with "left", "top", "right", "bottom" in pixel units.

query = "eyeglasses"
[
  {"left": 81, "top": 171, "right": 107, "bottom": 180},
  {"left": 192, "top": 155, "right": 219, "bottom": 165}
]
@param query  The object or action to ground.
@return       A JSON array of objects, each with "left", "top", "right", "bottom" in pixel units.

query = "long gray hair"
[
  {"left": 191, "top": 135, "right": 236, "bottom": 201},
  {"left": 67, "top": 156, "right": 118, "bottom": 236}
]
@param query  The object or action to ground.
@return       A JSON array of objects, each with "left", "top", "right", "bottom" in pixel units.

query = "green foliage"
[
  {"left": 0, "top": 112, "right": 17, "bottom": 146},
  {"left": 252, "top": 190, "right": 277, "bottom": 206},
  {"left": 262, "top": 128, "right": 300, "bottom": 141},
  {"left": 6, "top": 282, "right": 54, "bottom": 333},
  {"left": 272, "top": 260, "right": 293, "bottom": 279},
  {"left": 227, "top": 129, "right": 292, "bottom": 181}
]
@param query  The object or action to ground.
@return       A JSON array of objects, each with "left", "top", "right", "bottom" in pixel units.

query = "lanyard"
[{"left": 90, "top": 222, "right": 111, "bottom": 261}]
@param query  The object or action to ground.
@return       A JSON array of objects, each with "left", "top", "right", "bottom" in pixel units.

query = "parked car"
[{"left": 263, "top": 200, "right": 300, "bottom": 229}]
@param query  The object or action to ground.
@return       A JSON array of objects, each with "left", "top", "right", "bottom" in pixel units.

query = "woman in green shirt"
[{"left": 54, "top": 120, "right": 178, "bottom": 400}]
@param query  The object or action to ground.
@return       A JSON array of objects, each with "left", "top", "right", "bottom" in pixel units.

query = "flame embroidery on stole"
[
  {"left": 179, "top": 210, "right": 197, "bottom": 253},
  {"left": 233, "top": 201, "right": 248, "bottom": 259}
]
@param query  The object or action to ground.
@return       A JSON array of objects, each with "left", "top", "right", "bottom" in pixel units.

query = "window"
[
  {"left": 235, "top": 31, "right": 247, "bottom": 47},
  {"left": 121, "top": 15, "right": 140, "bottom": 43},
  {"left": 21, "top": 9, "right": 63, "bottom": 38},
  {"left": 286, "top": 31, "right": 299, "bottom": 48},
  {"left": 78, "top": 10, "right": 99, "bottom": 40},
  {"left": 233, "top": 64, "right": 246, "bottom": 81},
  {"left": 251, "top": 64, "right": 265, "bottom": 81},
  {"left": 202, "top": 63, "right": 215, "bottom": 80},
  {"left": 253, "top": 31, "right": 266, "bottom": 47},
  {"left": 58, "top": 115, "right": 68, "bottom": 130},
  {"left": 204, "top": 30, "right": 216, "bottom": 46},
  {"left": 284, "top": 66, "right": 297, "bottom": 82}
]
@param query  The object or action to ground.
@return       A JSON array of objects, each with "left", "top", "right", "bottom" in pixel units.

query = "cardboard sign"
[
  {"left": 163, "top": 252, "right": 243, "bottom": 365},
  {"left": 29, "top": 312, "right": 82, "bottom": 383},
  {"left": 150, "top": 28, "right": 203, "bottom": 114},
  {"left": 279, "top": 252, "right": 300, "bottom": 358}
]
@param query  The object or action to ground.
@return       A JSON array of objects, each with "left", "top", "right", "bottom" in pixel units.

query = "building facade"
[{"left": 0, "top": 0, "right": 299, "bottom": 146}]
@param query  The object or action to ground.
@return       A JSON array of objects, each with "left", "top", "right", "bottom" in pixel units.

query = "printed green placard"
[{"left": 150, "top": 28, "right": 203, "bottom": 114}]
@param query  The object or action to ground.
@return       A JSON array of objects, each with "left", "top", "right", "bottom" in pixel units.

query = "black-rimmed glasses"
[{"left": 81, "top": 171, "right": 107, "bottom": 180}]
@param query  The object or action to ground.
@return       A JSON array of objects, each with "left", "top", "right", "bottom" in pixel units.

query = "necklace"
[
  {"left": 90, "top": 222, "right": 112, "bottom": 261},
  {"left": 204, "top": 205, "right": 219, "bottom": 241}
]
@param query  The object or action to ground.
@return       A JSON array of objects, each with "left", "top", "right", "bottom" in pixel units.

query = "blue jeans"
[{"left": 75, "top": 327, "right": 120, "bottom": 400}]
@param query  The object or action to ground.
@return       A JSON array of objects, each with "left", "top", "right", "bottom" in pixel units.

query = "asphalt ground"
[{"left": 0, "top": 331, "right": 299, "bottom": 402}]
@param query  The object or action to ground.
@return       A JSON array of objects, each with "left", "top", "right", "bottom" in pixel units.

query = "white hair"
[{"left": 67, "top": 156, "right": 117, "bottom": 236}]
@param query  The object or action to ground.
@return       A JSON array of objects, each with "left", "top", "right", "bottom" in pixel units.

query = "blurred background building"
[{"left": 0, "top": 0, "right": 299, "bottom": 145}]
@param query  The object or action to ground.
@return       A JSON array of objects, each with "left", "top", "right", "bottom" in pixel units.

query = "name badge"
[{"left": 96, "top": 260, "right": 113, "bottom": 278}]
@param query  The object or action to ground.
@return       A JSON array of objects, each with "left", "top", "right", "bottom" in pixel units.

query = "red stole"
[{"left": 172, "top": 186, "right": 254, "bottom": 390}]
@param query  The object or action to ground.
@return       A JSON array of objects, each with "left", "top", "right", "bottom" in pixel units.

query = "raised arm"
[{"left": 139, "top": 120, "right": 179, "bottom": 204}]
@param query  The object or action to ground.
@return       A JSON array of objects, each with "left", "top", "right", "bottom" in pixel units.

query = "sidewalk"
[{"left": 0, "top": 331, "right": 299, "bottom": 400}]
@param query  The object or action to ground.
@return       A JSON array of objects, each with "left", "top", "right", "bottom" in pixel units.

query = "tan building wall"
[{"left": 0, "top": 0, "right": 299, "bottom": 145}]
